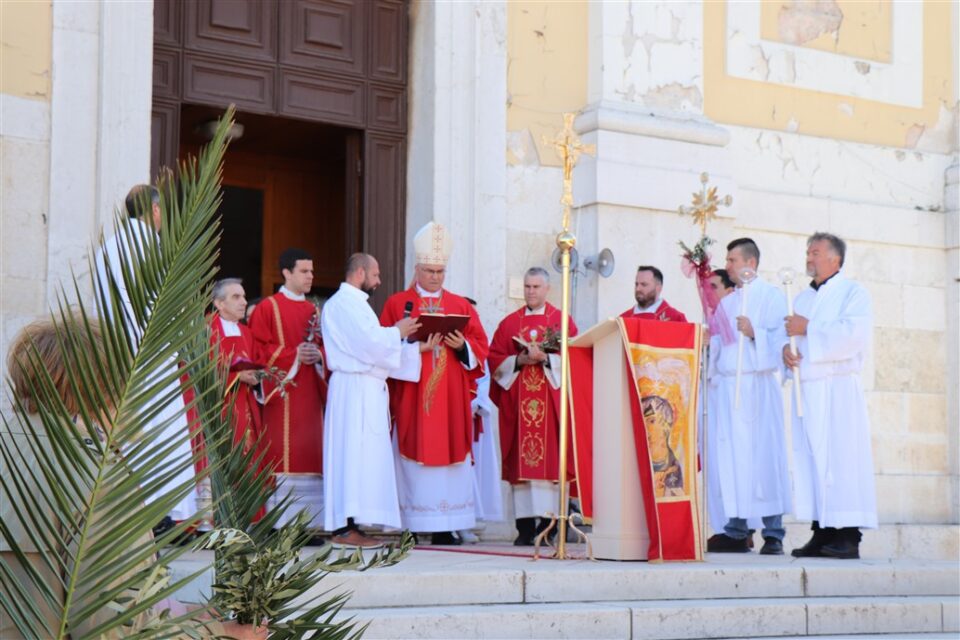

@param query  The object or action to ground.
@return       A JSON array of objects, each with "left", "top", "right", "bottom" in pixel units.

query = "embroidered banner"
[{"left": 568, "top": 318, "right": 703, "bottom": 561}]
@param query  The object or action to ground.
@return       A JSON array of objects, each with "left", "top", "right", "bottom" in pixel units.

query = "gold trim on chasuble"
[
  {"left": 268, "top": 296, "right": 291, "bottom": 473},
  {"left": 266, "top": 297, "right": 285, "bottom": 368},
  {"left": 422, "top": 346, "right": 448, "bottom": 416},
  {"left": 518, "top": 364, "right": 550, "bottom": 476}
]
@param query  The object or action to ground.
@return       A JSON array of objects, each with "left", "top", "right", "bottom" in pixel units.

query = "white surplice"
[
  {"left": 321, "top": 282, "right": 420, "bottom": 532},
  {"left": 706, "top": 277, "right": 792, "bottom": 532},
  {"left": 95, "top": 218, "right": 198, "bottom": 521},
  {"left": 788, "top": 272, "right": 877, "bottom": 529},
  {"left": 471, "top": 367, "right": 504, "bottom": 522}
]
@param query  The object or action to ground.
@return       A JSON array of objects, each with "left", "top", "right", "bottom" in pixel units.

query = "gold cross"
[
  {"left": 678, "top": 172, "right": 733, "bottom": 237},
  {"left": 544, "top": 113, "right": 596, "bottom": 231}
]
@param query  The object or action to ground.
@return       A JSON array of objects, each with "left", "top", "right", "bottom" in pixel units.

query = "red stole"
[
  {"left": 620, "top": 299, "right": 688, "bottom": 323},
  {"left": 380, "top": 287, "right": 489, "bottom": 466},
  {"left": 488, "top": 304, "right": 578, "bottom": 484},
  {"left": 249, "top": 293, "right": 325, "bottom": 475}
]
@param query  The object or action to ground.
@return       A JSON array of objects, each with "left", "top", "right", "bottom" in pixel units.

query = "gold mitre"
[{"left": 413, "top": 221, "right": 452, "bottom": 267}]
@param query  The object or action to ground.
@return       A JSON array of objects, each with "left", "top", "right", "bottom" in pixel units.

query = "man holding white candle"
[
  {"left": 705, "top": 238, "right": 791, "bottom": 555},
  {"left": 784, "top": 232, "right": 877, "bottom": 559}
]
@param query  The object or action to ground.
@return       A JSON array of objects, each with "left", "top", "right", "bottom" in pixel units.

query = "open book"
[{"left": 410, "top": 313, "right": 470, "bottom": 342}]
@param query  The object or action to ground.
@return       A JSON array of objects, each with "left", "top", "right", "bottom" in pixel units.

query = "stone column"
[
  {"left": 573, "top": 1, "right": 733, "bottom": 326},
  {"left": 945, "top": 163, "right": 959, "bottom": 523},
  {"left": 47, "top": 0, "right": 153, "bottom": 296},
  {"left": 407, "top": 0, "right": 508, "bottom": 329}
]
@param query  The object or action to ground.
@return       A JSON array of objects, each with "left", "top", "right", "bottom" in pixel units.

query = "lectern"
[{"left": 569, "top": 319, "right": 649, "bottom": 561}]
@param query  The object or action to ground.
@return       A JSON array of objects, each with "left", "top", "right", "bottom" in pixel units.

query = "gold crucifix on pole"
[
  {"left": 545, "top": 112, "right": 596, "bottom": 232},
  {"left": 536, "top": 112, "right": 595, "bottom": 560},
  {"left": 678, "top": 172, "right": 733, "bottom": 237}
]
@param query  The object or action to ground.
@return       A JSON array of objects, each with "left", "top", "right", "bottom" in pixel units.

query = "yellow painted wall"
[
  {"left": 760, "top": 1, "right": 892, "bottom": 63},
  {"left": 1, "top": 1, "right": 52, "bottom": 101},
  {"left": 705, "top": 0, "right": 957, "bottom": 150},
  {"left": 507, "top": 1, "right": 588, "bottom": 167}
]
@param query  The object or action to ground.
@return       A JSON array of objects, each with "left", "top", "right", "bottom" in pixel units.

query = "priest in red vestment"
[
  {"left": 380, "top": 222, "right": 490, "bottom": 545},
  {"left": 210, "top": 278, "right": 262, "bottom": 453},
  {"left": 621, "top": 265, "right": 688, "bottom": 322},
  {"left": 488, "top": 267, "right": 578, "bottom": 546},
  {"left": 249, "top": 248, "right": 326, "bottom": 531}
]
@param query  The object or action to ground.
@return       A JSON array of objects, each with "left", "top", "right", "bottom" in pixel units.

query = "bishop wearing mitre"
[{"left": 380, "top": 222, "right": 490, "bottom": 545}]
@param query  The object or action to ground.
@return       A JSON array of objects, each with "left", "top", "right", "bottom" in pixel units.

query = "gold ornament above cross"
[
  {"left": 678, "top": 172, "right": 733, "bottom": 236},
  {"left": 544, "top": 112, "right": 596, "bottom": 231}
]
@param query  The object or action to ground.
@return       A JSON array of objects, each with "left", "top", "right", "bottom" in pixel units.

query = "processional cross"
[
  {"left": 545, "top": 113, "right": 596, "bottom": 232},
  {"left": 537, "top": 113, "right": 595, "bottom": 560},
  {"left": 678, "top": 172, "right": 733, "bottom": 237}
]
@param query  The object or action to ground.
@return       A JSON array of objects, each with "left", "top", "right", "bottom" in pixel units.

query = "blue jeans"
[{"left": 725, "top": 515, "right": 784, "bottom": 541}]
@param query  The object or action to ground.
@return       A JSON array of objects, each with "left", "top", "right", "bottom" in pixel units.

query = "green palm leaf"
[{"left": 0, "top": 108, "right": 238, "bottom": 639}]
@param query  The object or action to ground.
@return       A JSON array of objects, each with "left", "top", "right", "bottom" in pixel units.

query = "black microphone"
[{"left": 402, "top": 301, "right": 415, "bottom": 342}]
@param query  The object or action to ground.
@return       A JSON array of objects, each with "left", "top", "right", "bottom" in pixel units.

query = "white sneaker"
[{"left": 458, "top": 529, "right": 480, "bottom": 544}]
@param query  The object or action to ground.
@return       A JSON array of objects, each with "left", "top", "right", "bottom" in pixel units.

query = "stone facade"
[{"left": 1, "top": 0, "right": 957, "bottom": 528}]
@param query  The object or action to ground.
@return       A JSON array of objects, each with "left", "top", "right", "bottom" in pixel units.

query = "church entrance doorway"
[
  {"left": 150, "top": 0, "right": 408, "bottom": 309},
  {"left": 179, "top": 105, "right": 361, "bottom": 301}
]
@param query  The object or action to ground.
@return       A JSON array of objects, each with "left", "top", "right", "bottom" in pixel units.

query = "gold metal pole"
[{"left": 555, "top": 228, "right": 576, "bottom": 559}]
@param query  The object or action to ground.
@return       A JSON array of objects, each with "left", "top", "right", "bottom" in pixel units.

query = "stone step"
[
  {"left": 341, "top": 596, "right": 958, "bottom": 640},
  {"left": 311, "top": 550, "right": 958, "bottom": 610}
]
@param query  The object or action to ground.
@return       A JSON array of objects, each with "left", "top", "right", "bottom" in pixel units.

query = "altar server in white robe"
[
  {"left": 784, "top": 232, "right": 877, "bottom": 559},
  {"left": 705, "top": 238, "right": 791, "bottom": 555},
  {"left": 95, "top": 185, "right": 199, "bottom": 526},
  {"left": 471, "top": 364, "right": 505, "bottom": 523},
  {"left": 321, "top": 253, "right": 422, "bottom": 548}
]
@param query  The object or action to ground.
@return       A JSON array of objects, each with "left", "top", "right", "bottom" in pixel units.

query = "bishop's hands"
[
  {"left": 517, "top": 342, "right": 548, "bottom": 367},
  {"left": 297, "top": 342, "right": 322, "bottom": 365},
  {"left": 394, "top": 316, "right": 421, "bottom": 339},
  {"left": 443, "top": 330, "right": 467, "bottom": 352},
  {"left": 420, "top": 333, "right": 443, "bottom": 353}
]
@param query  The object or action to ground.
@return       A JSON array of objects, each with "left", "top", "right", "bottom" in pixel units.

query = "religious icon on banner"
[{"left": 631, "top": 350, "right": 697, "bottom": 500}]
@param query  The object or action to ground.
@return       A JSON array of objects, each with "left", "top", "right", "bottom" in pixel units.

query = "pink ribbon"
[{"left": 681, "top": 255, "right": 737, "bottom": 346}]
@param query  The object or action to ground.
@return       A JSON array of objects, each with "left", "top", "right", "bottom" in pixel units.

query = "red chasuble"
[
  {"left": 249, "top": 293, "right": 325, "bottom": 475},
  {"left": 380, "top": 288, "right": 489, "bottom": 466},
  {"left": 210, "top": 315, "right": 263, "bottom": 451},
  {"left": 488, "top": 304, "right": 578, "bottom": 484},
  {"left": 620, "top": 299, "right": 688, "bottom": 323}
]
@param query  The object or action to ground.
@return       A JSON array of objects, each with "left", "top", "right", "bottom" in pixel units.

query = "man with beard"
[
  {"left": 621, "top": 265, "right": 688, "bottom": 322},
  {"left": 321, "top": 253, "right": 421, "bottom": 548}
]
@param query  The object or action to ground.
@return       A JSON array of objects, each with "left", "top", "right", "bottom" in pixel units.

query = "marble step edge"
[
  {"left": 313, "top": 561, "right": 960, "bottom": 609},
  {"left": 339, "top": 596, "right": 958, "bottom": 640}
]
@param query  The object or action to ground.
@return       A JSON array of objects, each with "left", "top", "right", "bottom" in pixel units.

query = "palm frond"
[{"left": 0, "top": 107, "right": 237, "bottom": 639}]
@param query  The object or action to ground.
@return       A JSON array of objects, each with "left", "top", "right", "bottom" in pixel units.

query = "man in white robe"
[
  {"left": 785, "top": 232, "right": 877, "bottom": 559},
  {"left": 94, "top": 185, "right": 199, "bottom": 528},
  {"left": 705, "top": 238, "right": 791, "bottom": 555},
  {"left": 321, "top": 253, "right": 421, "bottom": 548}
]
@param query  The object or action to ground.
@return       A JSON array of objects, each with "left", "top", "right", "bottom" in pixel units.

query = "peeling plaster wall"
[{"left": 504, "top": 0, "right": 960, "bottom": 527}]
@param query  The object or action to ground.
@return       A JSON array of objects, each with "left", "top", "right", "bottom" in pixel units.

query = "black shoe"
[
  {"left": 820, "top": 539, "right": 860, "bottom": 559},
  {"left": 431, "top": 531, "right": 462, "bottom": 546},
  {"left": 759, "top": 537, "right": 784, "bottom": 555},
  {"left": 306, "top": 535, "right": 326, "bottom": 547},
  {"left": 706, "top": 533, "right": 750, "bottom": 553},
  {"left": 152, "top": 516, "right": 175, "bottom": 538},
  {"left": 791, "top": 521, "right": 834, "bottom": 557},
  {"left": 514, "top": 517, "right": 537, "bottom": 546}
]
